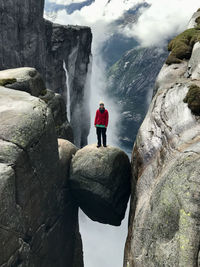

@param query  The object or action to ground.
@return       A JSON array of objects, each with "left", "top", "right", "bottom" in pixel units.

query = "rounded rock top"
[{"left": 69, "top": 144, "right": 132, "bottom": 226}]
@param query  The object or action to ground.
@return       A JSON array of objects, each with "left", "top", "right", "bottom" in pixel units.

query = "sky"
[{"left": 45, "top": 1, "right": 200, "bottom": 267}]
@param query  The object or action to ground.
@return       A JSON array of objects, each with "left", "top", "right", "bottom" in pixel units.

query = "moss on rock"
[
  {"left": 0, "top": 78, "right": 17, "bottom": 86},
  {"left": 166, "top": 27, "right": 200, "bottom": 65},
  {"left": 184, "top": 84, "right": 200, "bottom": 115},
  {"left": 195, "top": 16, "right": 200, "bottom": 28}
]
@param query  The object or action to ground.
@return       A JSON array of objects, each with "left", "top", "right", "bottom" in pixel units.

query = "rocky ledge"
[
  {"left": 69, "top": 144, "right": 132, "bottom": 226},
  {"left": 0, "top": 67, "right": 73, "bottom": 142}
]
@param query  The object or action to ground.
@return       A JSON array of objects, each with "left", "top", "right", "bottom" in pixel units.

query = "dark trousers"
[{"left": 96, "top": 127, "right": 107, "bottom": 146}]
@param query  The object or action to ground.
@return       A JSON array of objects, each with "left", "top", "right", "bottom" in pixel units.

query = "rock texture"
[
  {"left": 124, "top": 11, "right": 200, "bottom": 267},
  {"left": 0, "top": 81, "right": 82, "bottom": 265},
  {"left": 69, "top": 144, "right": 132, "bottom": 226},
  {"left": 0, "top": 67, "right": 73, "bottom": 142},
  {"left": 58, "top": 138, "right": 78, "bottom": 175},
  {"left": 0, "top": 0, "right": 92, "bottom": 147},
  {"left": 0, "top": 67, "right": 45, "bottom": 97}
]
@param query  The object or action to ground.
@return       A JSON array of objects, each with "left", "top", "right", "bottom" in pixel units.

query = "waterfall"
[
  {"left": 88, "top": 49, "right": 119, "bottom": 147},
  {"left": 63, "top": 61, "right": 71, "bottom": 122}
]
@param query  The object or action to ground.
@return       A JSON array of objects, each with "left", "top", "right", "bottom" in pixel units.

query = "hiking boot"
[
  {"left": 97, "top": 145, "right": 101, "bottom": 148},
  {"left": 103, "top": 145, "right": 107, "bottom": 147}
]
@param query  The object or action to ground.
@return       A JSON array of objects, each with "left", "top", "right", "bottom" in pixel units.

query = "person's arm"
[
  {"left": 105, "top": 110, "right": 109, "bottom": 128},
  {"left": 94, "top": 110, "right": 98, "bottom": 127}
]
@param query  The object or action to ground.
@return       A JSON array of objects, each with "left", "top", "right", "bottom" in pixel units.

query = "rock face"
[
  {"left": 124, "top": 10, "right": 200, "bottom": 267},
  {"left": 69, "top": 144, "right": 132, "bottom": 226},
  {"left": 0, "top": 67, "right": 73, "bottom": 142},
  {"left": 0, "top": 67, "right": 45, "bottom": 97},
  {"left": 0, "top": 0, "right": 92, "bottom": 147},
  {"left": 0, "top": 76, "right": 82, "bottom": 265}
]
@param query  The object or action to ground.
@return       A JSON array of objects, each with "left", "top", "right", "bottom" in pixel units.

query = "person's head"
[{"left": 99, "top": 101, "right": 104, "bottom": 109}]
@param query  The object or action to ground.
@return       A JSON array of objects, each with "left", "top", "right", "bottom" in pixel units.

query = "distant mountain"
[
  {"left": 107, "top": 47, "right": 168, "bottom": 151},
  {"left": 101, "top": 3, "right": 149, "bottom": 68}
]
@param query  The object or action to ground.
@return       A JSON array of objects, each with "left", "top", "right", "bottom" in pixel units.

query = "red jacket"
[{"left": 94, "top": 109, "right": 109, "bottom": 127}]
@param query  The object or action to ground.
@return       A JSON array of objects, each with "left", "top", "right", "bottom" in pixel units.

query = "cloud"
[
  {"left": 48, "top": 0, "right": 86, "bottom": 4},
  {"left": 47, "top": 0, "right": 143, "bottom": 24},
  {"left": 123, "top": 0, "right": 200, "bottom": 47}
]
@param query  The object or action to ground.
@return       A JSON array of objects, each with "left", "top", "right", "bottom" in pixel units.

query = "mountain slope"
[{"left": 107, "top": 46, "right": 168, "bottom": 151}]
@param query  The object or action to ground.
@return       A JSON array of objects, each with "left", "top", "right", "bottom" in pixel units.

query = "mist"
[{"left": 124, "top": 0, "right": 200, "bottom": 47}]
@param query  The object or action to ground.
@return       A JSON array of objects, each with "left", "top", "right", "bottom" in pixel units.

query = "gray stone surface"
[
  {"left": 0, "top": 86, "right": 83, "bottom": 266},
  {"left": 187, "top": 42, "right": 200, "bottom": 80},
  {"left": 0, "top": 67, "right": 74, "bottom": 142},
  {"left": 124, "top": 12, "right": 200, "bottom": 267},
  {"left": 0, "top": 0, "right": 92, "bottom": 147},
  {"left": 0, "top": 67, "right": 45, "bottom": 97},
  {"left": 58, "top": 138, "right": 78, "bottom": 176},
  {"left": 69, "top": 144, "right": 132, "bottom": 226},
  {"left": 187, "top": 10, "right": 200, "bottom": 29}
]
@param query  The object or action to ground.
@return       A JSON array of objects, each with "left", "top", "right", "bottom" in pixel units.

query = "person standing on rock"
[{"left": 94, "top": 101, "right": 109, "bottom": 148}]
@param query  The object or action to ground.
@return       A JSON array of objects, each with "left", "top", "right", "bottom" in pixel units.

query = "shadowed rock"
[
  {"left": 40, "top": 89, "right": 74, "bottom": 141},
  {"left": 58, "top": 138, "right": 78, "bottom": 175},
  {"left": 69, "top": 144, "right": 132, "bottom": 226}
]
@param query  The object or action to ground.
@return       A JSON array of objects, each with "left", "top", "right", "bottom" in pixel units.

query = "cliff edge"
[
  {"left": 0, "top": 0, "right": 92, "bottom": 147},
  {"left": 124, "top": 9, "right": 200, "bottom": 267}
]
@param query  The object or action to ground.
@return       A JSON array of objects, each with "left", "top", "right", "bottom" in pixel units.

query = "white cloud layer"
[
  {"left": 124, "top": 0, "right": 200, "bottom": 47},
  {"left": 47, "top": 0, "right": 200, "bottom": 47},
  {"left": 48, "top": 0, "right": 86, "bottom": 4}
]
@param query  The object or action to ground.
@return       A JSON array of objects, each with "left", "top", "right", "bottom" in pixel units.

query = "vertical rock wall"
[
  {"left": 0, "top": 0, "right": 92, "bottom": 147},
  {"left": 124, "top": 10, "right": 200, "bottom": 267}
]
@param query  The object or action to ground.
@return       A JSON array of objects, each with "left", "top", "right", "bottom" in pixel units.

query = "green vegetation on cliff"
[
  {"left": 0, "top": 78, "right": 17, "bottom": 86},
  {"left": 166, "top": 16, "right": 200, "bottom": 65},
  {"left": 184, "top": 84, "right": 200, "bottom": 115}
]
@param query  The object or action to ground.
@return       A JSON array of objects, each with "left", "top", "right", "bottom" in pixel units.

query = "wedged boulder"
[
  {"left": 69, "top": 144, "right": 132, "bottom": 226},
  {"left": 0, "top": 67, "right": 45, "bottom": 96}
]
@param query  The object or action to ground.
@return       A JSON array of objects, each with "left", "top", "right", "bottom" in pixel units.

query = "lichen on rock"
[
  {"left": 166, "top": 27, "right": 200, "bottom": 65},
  {"left": 0, "top": 78, "right": 17, "bottom": 86},
  {"left": 184, "top": 84, "right": 200, "bottom": 115}
]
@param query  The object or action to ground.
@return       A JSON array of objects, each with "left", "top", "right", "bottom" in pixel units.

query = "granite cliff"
[
  {"left": 0, "top": 68, "right": 83, "bottom": 266},
  {"left": 0, "top": 0, "right": 92, "bottom": 147},
  {"left": 124, "top": 9, "right": 200, "bottom": 267}
]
